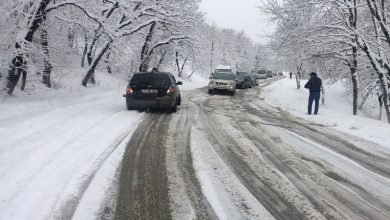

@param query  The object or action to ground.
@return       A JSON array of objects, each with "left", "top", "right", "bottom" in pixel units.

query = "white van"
[
  {"left": 257, "top": 66, "right": 267, "bottom": 79},
  {"left": 208, "top": 66, "right": 237, "bottom": 96}
]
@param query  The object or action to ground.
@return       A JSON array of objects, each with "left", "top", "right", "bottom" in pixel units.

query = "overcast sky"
[{"left": 199, "top": 0, "right": 275, "bottom": 44}]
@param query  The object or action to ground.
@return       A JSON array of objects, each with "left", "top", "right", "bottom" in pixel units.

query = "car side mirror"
[{"left": 177, "top": 81, "right": 183, "bottom": 85}]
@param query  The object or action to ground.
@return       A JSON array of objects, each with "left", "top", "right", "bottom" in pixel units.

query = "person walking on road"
[
  {"left": 304, "top": 72, "right": 322, "bottom": 115},
  {"left": 290, "top": 72, "right": 293, "bottom": 79}
]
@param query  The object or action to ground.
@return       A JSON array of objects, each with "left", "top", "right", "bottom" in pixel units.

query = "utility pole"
[
  {"left": 210, "top": 40, "right": 214, "bottom": 74},
  {"left": 210, "top": 25, "right": 215, "bottom": 75}
]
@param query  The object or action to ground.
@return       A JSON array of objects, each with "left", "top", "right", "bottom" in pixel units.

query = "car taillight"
[
  {"left": 126, "top": 85, "right": 133, "bottom": 94},
  {"left": 167, "top": 86, "right": 176, "bottom": 95}
]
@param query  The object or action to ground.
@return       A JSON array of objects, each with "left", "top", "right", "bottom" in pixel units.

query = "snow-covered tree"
[{"left": 262, "top": 0, "right": 390, "bottom": 122}]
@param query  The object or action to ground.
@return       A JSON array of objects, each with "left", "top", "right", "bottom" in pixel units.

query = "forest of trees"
[
  {"left": 262, "top": 0, "right": 390, "bottom": 123},
  {"left": 0, "top": 0, "right": 267, "bottom": 97},
  {"left": 2, "top": 0, "right": 388, "bottom": 122}
]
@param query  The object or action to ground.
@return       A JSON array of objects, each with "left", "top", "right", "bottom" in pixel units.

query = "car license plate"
[{"left": 141, "top": 89, "right": 158, "bottom": 94}]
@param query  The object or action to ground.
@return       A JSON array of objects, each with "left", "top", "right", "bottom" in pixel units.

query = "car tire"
[
  {"left": 230, "top": 91, "right": 235, "bottom": 96},
  {"left": 177, "top": 95, "right": 182, "bottom": 106},
  {"left": 208, "top": 89, "right": 213, "bottom": 95},
  {"left": 170, "top": 104, "right": 177, "bottom": 113}
]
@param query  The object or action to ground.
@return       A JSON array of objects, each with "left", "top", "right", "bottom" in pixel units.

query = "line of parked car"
[
  {"left": 122, "top": 66, "right": 283, "bottom": 113},
  {"left": 257, "top": 67, "right": 283, "bottom": 79},
  {"left": 208, "top": 66, "right": 283, "bottom": 96},
  {"left": 236, "top": 71, "right": 258, "bottom": 89}
]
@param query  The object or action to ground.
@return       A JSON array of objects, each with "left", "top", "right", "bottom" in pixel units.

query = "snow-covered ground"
[
  {"left": 179, "top": 74, "right": 208, "bottom": 92},
  {"left": 0, "top": 70, "right": 207, "bottom": 220},
  {"left": 263, "top": 78, "right": 390, "bottom": 148},
  {"left": 191, "top": 127, "right": 274, "bottom": 220}
]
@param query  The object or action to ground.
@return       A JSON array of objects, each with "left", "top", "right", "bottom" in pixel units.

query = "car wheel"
[
  {"left": 127, "top": 105, "right": 134, "bottom": 110},
  {"left": 177, "top": 95, "right": 182, "bottom": 106},
  {"left": 170, "top": 104, "right": 177, "bottom": 113},
  {"left": 230, "top": 91, "right": 235, "bottom": 96},
  {"left": 208, "top": 89, "right": 213, "bottom": 95}
]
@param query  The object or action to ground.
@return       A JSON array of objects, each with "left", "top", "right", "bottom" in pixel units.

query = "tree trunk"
[
  {"left": 175, "top": 51, "right": 181, "bottom": 76},
  {"left": 349, "top": 2, "right": 359, "bottom": 116},
  {"left": 351, "top": 71, "right": 358, "bottom": 115},
  {"left": 379, "top": 79, "right": 390, "bottom": 123},
  {"left": 86, "top": 32, "right": 101, "bottom": 84},
  {"left": 210, "top": 41, "right": 214, "bottom": 73},
  {"left": 82, "top": 41, "right": 112, "bottom": 86},
  {"left": 106, "top": 47, "right": 112, "bottom": 74},
  {"left": 358, "top": 93, "right": 369, "bottom": 110},
  {"left": 21, "top": 71, "right": 27, "bottom": 91},
  {"left": 68, "top": 28, "right": 75, "bottom": 48},
  {"left": 90, "top": 71, "right": 96, "bottom": 84},
  {"left": 156, "top": 50, "right": 167, "bottom": 69},
  {"left": 180, "top": 58, "right": 188, "bottom": 77},
  {"left": 296, "top": 63, "right": 302, "bottom": 89},
  {"left": 130, "top": 60, "right": 134, "bottom": 76},
  {"left": 5, "top": 0, "right": 50, "bottom": 95},
  {"left": 6, "top": 54, "right": 25, "bottom": 94},
  {"left": 81, "top": 32, "right": 88, "bottom": 67},
  {"left": 175, "top": 51, "right": 188, "bottom": 78},
  {"left": 41, "top": 21, "right": 52, "bottom": 88},
  {"left": 187, "top": 71, "right": 195, "bottom": 79},
  {"left": 139, "top": 22, "right": 156, "bottom": 72},
  {"left": 350, "top": 46, "right": 358, "bottom": 115},
  {"left": 378, "top": 94, "right": 383, "bottom": 120}
]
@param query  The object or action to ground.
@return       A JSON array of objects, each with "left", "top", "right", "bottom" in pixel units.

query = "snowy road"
[
  {"left": 0, "top": 91, "right": 144, "bottom": 220},
  {"left": 1, "top": 80, "right": 390, "bottom": 220},
  {"left": 115, "top": 80, "right": 390, "bottom": 220}
]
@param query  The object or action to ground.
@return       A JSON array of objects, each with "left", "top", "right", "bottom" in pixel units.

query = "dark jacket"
[{"left": 304, "top": 77, "right": 322, "bottom": 92}]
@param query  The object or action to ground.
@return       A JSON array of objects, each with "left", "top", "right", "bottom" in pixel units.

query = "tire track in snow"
[
  {"left": 53, "top": 113, "right": 144, "bottom": 219},
  {"left": 189, "top": 125, "right": 275, "bottom": 220},
  {"left": 240, "top": 88, "right": 390, "bottom": 180},
  {"left": 112, "top": 79, "right": 390, "bottom": 220},
  {"left": 165, "top": 91, "right": 218, "bottom": 220},
  {"left": 196, "top": 84, "right": 390, "bottom": 219},
  {"left": 196, "top": 101, "right": 321, "bottom": 220},
  {"left": 115, "top": 114, "right": 172, "bottom": 220}
]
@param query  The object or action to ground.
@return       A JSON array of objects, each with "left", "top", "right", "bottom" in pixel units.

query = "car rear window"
[
  {"left": 237, "top": 74, "right": 245, "bottom": 80},
  {"left": 130, "top": 73, "right": 172, "bottom": 88}
]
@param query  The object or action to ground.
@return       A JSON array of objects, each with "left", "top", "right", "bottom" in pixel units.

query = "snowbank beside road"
[
  {"left": 179, "top": 74, "right": 208, "bottom": 92},
  {"left": 263, "top": 78, "right": 390, "bottom": 148},
  {"left": 0, "top": 71, "right": 140, "bottom": 220}
]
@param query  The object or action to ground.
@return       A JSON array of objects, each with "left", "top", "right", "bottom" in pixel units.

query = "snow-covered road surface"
[
  {"left": 115, "top": 79, "right": 390, "bottom": 220},
  {"left": 1, "top": 78, "right": 390, "bottom": 220},
  {"left": 0, "top": 91, "right": 144, "bottom": 220}
]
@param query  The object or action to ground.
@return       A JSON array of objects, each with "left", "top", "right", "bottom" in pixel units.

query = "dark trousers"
[{"left": 308, "top": 92, "right": 321, "bottom": 115}]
